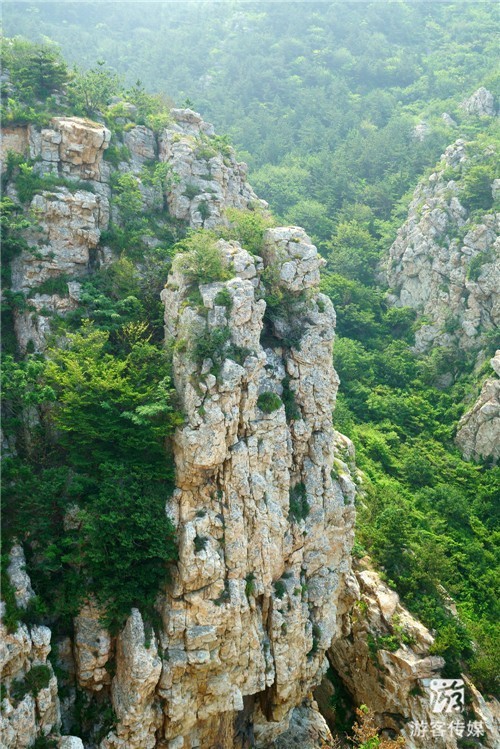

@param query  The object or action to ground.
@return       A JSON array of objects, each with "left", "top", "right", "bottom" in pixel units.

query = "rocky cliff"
[
  {"left": 455, "top": 350, "right": 500, "bottom": 463},
  {"left": 2, "top": 108, "right": 263, "bottom": 354},
  {"left": 324, "top": 561, "right": 499, "bottom": 749},
  {"left": 2, "top": 105, "right": 498, "bottom": 749},
  {"left": 1, "top": 110, "right": 354, "bottom": 748},
  {"left": 385, "top": 136, "right": 499, "bottom": 357},
  {"left": 149, "top": 226, "right": 355, "bottom": 748}
]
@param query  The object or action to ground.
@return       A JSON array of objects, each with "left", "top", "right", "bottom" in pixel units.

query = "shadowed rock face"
[{"left": 327, "top": 562, "right": 500, "bottom": 749}]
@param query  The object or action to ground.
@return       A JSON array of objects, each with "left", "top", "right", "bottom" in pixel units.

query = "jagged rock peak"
[{"left": 148, "top": 226, "right": 356, "bottom": 748}]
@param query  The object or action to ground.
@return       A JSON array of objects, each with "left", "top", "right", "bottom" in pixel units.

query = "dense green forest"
[{"left": 2, "top": 0, "right": 499, "bottom": 703}]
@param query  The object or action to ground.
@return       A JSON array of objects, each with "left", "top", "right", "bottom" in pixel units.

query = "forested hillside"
[
  {"left": 3, "top": 0, "right": 499, "bottom": 242},
  {"left": 2, "top": 0, "right": 499, "bottom": 732}
]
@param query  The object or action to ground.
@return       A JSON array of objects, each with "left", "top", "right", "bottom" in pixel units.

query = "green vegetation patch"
[
  {"left": 257, "top": 391, "right": 282, "bottom": 413},
  {"left": 289, "top": 482, "right": 310, "bottom": 522}
]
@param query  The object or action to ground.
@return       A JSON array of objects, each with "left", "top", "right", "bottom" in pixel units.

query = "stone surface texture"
[
  {"left": 460, "top": 87, "right": 496, "bottom": 117},
  {"left": 158, "top": 108, "right": 267, "bottom": 228},
  {"left": 6, "top": 109, "right": 267, "bottom": 353},
  {"left": 123, "top": 225, "right": 354, "bottom": 749},
  {"left": 384, "top": 139, "right": 499, "bottom": 354},
  {"left": 455, "top": 350, "right": 500, "bottom": 462},
  {"left": 327, "top": 562, "right": 499, "bottom": 749},
  {"left": 6, "top": 116, "right": 111, "bottom": 354},
  {"left": 0, "top": 547, "right": 79, "bottom": 749},
  {"left": 74, "top": 601, "right": 113, "bottom": 692}
]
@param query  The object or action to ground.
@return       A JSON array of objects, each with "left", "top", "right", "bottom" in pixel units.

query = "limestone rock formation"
[
  {"left": 132, "top": 226, "right": 353, "bottom": 749},
  {"left": 456, "top": 350, "right": 500, "bottom": 462},
  {"left": 327, "top": 562, "right": 499, "bottom": 749},
  {"left": 0, "top": 547, "right": 81, "bottom": 749},
  {"left": 159, "top": 108, "right": 266, "bottom": 228},
  {"left": 3, "top": 109, "right": 267, "bottom": 354},
  {"left": 460, "top": 88, "right": 496, "bottom": 118},
  {"left": 74, "top": 602, "right": 113, "bottom": 692},
  {"left": 385, "top": 139, "right": 499, "bottom": 354},
  {"left": 266, "top": 702, "right": 335, "bottom": 748}
]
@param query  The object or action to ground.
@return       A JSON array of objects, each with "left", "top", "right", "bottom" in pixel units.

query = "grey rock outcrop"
[
  {"left": 6, "top": 545, "right": 35, "bottom": 611},
  {"left": 327, "top": 563, "right": 500, "bottom": 748},
  {"left": 98, "top": 225, "right": 353, "bottom": 749},
  {"left": 0, "top": 546, "right": 81, "bottom": 749},
  {"left": 456, "top": 350, "right": 500, "bottom": 462},
  {"left": 385, "top": 139, "right": 499, "bottom": 355},
  {"left": 159, "top": 108, "right": 266, "bottom": 228},
  {"left": 74, "top": 601, "right": 113, "bottom": 692},
  {"left": 460, "top": 88, "right": 496, "bottom": 118},
  {"left": 3, "top": 109, "right": 268, "bottom": 354}
]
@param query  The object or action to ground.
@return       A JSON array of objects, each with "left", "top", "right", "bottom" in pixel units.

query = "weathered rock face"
[
  {"left": 385, "top": 139, "right": 499, "bottom": 355},
  {"left": 265, "top": 702, "right": 335, "bottom": 749},
  {"left": 2, "top": 117, "right": 111, "bottom": 354},
  {"left": 456, "top": 350, "right": 500, "bottom": 463},
  {"left": 460, "top": 87, "right": 497, "bottom": 118},
  {"left": 0, "top": 126, "right": 30, "bottom": 167},
  {"left": 0, "top": 547, "right": 81, "bottom": 749},
  {"left": 327, "top": 563, "right": 500, "bottom": 749},
  {"left": 108, "top": 226, "right": 352, "bottom": 749},
  {"left": 74, "top": 602, "right": 113, "bottom": 692},
  {"left": 158, "top": 108, "right": 266, "bottom": 228},
  {"left": 33, "top": 117, "right": 111, "bottom": 182},
  {"left": 4, "top": 109, "right": 268, "bottom": 355}
]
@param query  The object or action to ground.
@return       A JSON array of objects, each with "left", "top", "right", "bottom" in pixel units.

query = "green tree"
[
  {"left": 327, "top": 220, "right": 379, "bottom": 284},
  {"left": 83, "top": 462, "right": 177, "bottom": 630},
  {"left": 70, "top": 61, "right": 121, "bottom": 113},
  {"left": 44, "top": 323, "right": 179, "bottom": 471}
]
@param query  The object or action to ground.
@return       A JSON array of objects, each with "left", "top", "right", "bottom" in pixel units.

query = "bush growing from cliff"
[
  {"left": 83, "top": 463, "right": 177, "bottom": 631},
  {"left": 2, "top": 323, "right": 180, "bottom": 632},
  {"left": 257, "top": 391, "right": 282, "bottom": 413},
  {"left": 289, "top": 482, "right": 310, "bottom": 522},
  {"left": 460, "top": 164, "right": 495, "bottom": 212},
  {"left": 190, "top": 325, "right": 231, "bottom": 371},
  {"left": 221, "top": 207, "right": 276, "bottom": 255},
  {"left": 173, "top": 230, "right": 232, "bottom": 285},
  {"left": 44, "top": 323, "right": 180, "bottom": 469}
]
